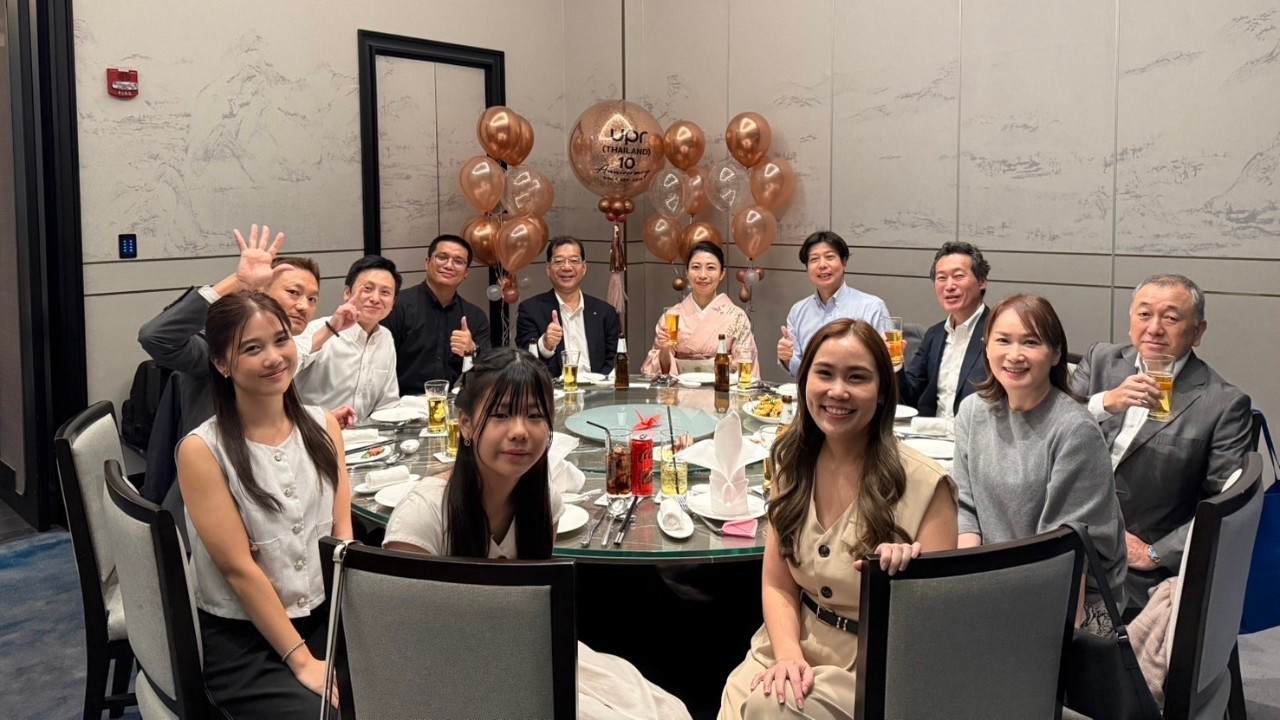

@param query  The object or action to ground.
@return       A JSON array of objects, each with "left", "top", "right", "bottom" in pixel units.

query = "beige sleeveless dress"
[{"left": 718, "top": 444, "right": 951, "bottom": 720}]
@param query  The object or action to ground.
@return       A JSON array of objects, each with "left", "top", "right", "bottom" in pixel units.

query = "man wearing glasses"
[
  {"left": 383, "top": 234, "right": 491, "bottom": 394},
  {"left": 516, "top": 236, "right": 621, "bottom": 376}
]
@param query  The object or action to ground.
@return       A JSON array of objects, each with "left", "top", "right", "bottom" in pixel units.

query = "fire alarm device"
[{"left": 107, "top": 68, "right": 139, "bottom": 99}]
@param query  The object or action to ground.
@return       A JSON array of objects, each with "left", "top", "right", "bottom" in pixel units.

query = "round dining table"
[{"left": 348, "top": 378, "right": 775, "bottom": 564}]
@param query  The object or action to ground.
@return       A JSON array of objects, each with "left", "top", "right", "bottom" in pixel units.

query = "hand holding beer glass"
[
  {"left": 883, "top": 317, "right": 905, "bottom": 369},
  {"left": 424, "top": 380, "right": 450, "bottom": 433},
  {"left": 653, "top": 307, "right": 681, "bottom": 387},
  {"left": 1140, "top": 354, "right": 1176, "bottom": 422}
]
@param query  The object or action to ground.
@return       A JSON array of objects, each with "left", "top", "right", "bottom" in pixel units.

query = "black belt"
[{"left": 802, "top": 593, "right": 858, "bottom": 634}]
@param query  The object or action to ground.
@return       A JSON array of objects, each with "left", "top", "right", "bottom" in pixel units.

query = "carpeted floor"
[{"left": 3, "top": 529, "right": 1280, "bottom": 718}]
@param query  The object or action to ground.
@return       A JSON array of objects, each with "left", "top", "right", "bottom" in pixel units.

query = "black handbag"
[{"left": 1061, "top": 524, "right": 1163, "bottom": 720}]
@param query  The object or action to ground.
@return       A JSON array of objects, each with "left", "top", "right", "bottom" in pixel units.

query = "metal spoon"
[{"left": 599, "top": 498, "right": 629, "bottom": 547}]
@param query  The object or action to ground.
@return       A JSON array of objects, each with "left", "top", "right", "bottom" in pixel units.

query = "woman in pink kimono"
[{"left": 642, "top": 241, "right": 760, "bottom": 376}]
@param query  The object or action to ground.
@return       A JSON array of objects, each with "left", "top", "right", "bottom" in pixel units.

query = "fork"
[{"left": 679, "top": 497, "right": 724, "bottom": 536}]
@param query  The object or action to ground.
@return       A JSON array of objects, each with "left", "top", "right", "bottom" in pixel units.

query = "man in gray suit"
[{"left": 1070, "top": 273, "right": 1252, "bottom": 610}]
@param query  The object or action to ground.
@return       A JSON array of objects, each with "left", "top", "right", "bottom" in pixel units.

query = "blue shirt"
[{"left": 784, "top": 284, "right": 891, "bottom": 377}]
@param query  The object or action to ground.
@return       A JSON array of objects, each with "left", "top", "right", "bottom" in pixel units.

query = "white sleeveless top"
[{"left": 183, "top": 406, "right": 335, "bottom": 620}]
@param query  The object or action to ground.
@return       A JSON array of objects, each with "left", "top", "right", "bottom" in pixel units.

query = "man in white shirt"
[
  {"left": 899, "top": 242, "right": 992, "bottom": 418},
  {"left": 1070, "top": 273, "right": 1252, "bottom": 609},
  {"left": 296, "top": 255, "right": 403, "bottom": 422},
  {"left": 515, "top": 237, "right": 621, "bottom": 376}
]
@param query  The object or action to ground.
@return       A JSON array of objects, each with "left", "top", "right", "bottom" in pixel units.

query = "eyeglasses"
[
  {"left": 550, "top": 258, "right": 584, "bottom": 268},
  {"left": 432, "top": 254, "right": 469, "bottom": 269}
]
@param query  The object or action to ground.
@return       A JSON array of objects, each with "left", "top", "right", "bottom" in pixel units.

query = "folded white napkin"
[
  {"left": 364, "top": 464, "right": 410, "bottom": 490},
  {"left": 678, "top": 412, "right": 769, "bottom": 516},
  {"left": 398, "top": 395, "right": 428, "bottom": 409},
  {"left": 910, "top": 417, "right": 953, "bottom": 437},
  {"left": 342, "top": 428, "right": 381, "bottom": 445},
  {"left": 658, "top": 498, "right": 690, "bottom": 531},
  {"left": 577, "top": 370, "right": 606, "bottom": 384},
  {"left": 548, "top": 433, "right": 583, "bottom": 493}
]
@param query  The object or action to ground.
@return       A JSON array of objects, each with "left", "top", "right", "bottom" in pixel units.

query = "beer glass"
[
  {"left": 1140, "top": 354, "right": 1176, "bottom": 422},
  {"left": 445, "top": 398, "right": 460, "bottom": 457},
  {"left": 653, "top": 307, "right": 681, "bottom": 388},
  {"left": 605, "top": 428, "right": 633, "bottom": 498},
  {"left": 561, "top": 350, "right": 581, "bottom": 392},
  {"left": 883, "top": 317, "right": 905, "bottom": 368},
  {"left": 424, "top": 380, "right": 450, "bottom": 433},
  {"left": 736, "top": 346, "right": 755, "bottom": 390},
  {"left": 660, "top": 459, "right": 689, "bottom": 497}
]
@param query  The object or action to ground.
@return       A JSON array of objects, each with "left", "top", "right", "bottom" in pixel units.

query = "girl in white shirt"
[
  {"left": 384, "top": 347, "right": 691, "bottom": 719},
  {"left": 179, "top": 291, "right": 353, "bottom": 717}
]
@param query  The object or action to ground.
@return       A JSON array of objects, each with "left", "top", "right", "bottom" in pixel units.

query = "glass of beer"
[
  {"left": 445, "top": 399, "right": 460, "bottom": 457},
  {"left": 561, "top": 350, "right": 581, "bottom": 392},
  {"left": 1140, "top": 354, "right": 1176, "bottom": 422},
  {"left": 664, "top": 308, "right": 681, "bottom": 346},
  {"left": 736, "top": 346, "right": 755, "bottom": 390},
  {"left": 424, "top": 380, "right": 450, "bottom": 433},
  {"left": 605, "top": 428, "right": 632, "bottom": 498},
  {"left": 883, "top": 317, "right": 905, "bottom": 368},
  {"left": 660, "top": 459, "right": 689, "bottom": 497}
]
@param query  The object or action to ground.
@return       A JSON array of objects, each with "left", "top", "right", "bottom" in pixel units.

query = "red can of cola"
[{"left": 630, "top": 432, "right": 654, "bottom": 497}]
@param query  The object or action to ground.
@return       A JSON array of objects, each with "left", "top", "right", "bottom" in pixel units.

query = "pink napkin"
[{"left": 722, "top": 519, "right": 758, "bottom": 537}]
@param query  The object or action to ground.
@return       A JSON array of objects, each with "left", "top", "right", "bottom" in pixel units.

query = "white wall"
[{"left": 76, "top": 0, "right": 1279, "bottom": 420}]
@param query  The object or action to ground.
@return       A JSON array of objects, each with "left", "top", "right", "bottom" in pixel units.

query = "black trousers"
[{"left": 199, "top": 606, "right": 329, "bottom": 719}]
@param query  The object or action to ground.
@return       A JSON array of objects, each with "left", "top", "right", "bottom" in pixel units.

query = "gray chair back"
[
  {"left": 102, "top": 459, "right": 211, "bottom": 720},
  {"left": 856, "top": 527, "right": 1083, "bottom": 720},
  {"left": 320, "top": 538, "right": 577, "bottom": 720},
  {"left": 1164, "top": 452, "right": 1264, "bottom": 720}
]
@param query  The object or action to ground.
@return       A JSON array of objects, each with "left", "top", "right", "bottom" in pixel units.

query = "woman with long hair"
[
  {"left": 383, "top": 347, "right": 690, "bottom": 718},
  {"left": 954, "top": 293, "right": 1126, "bottom": 634},
  {"left": 177, "top": 292, "right": 352, "bottom": 716},
  {"left": 719, "top": 319, "right": 957, "bottom": 719},
  {"left": 642, "top": 241, "right": 759, "bottom": 376}
]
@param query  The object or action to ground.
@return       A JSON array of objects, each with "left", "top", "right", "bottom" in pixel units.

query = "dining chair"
[
  {"left": 855, "top": 526, "right": 1084, "bottom": 720},
  {"left": 1163, "top": 452, "right": 1264, "bottom": 720},
  {"left": 101, "top": 459, "right": 214, "bottom": 719},
  {"left": 53, "top": 401, "right": 137, "bottom": 719},
  {"left": 319, "top": 538, "right": 578, "bottom": 720}
]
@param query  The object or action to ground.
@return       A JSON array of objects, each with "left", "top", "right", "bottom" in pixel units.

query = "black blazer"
[
  {"left": 515, "top": 290, "right": 621, "bottom": 376},
  {"left": 899, "top": 306, "right": 990, "bottom": 417}
]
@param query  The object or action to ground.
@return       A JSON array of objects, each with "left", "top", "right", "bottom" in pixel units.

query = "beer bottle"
[
  {"left": 714, "top": 334, "right": 731, "bottom": 392},
  {"left": 614, "top": 338, "right": 630, "bottom": 389}
]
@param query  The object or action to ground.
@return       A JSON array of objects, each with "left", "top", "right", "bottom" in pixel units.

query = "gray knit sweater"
[{"left": 954, "top": 388, "right": 1128, "bottom": 607}]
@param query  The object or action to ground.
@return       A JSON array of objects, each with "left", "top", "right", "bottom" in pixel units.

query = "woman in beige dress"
[{"left": 719, "top": 319, "right": 958, "bottom": 720}]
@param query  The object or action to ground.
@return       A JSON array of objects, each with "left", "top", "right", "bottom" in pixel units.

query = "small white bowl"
[{"left": 399, "top": 439, "right": 420, "bottom": 454}]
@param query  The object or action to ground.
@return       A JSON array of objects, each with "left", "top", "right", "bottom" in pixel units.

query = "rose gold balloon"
[
  {"left": 529, "top": 216, "right": 550, "bottom": 253},
  {"left": 684, "top": 167, "right": 710, "bottom": 216},
  {"left": 643, "top": 215, "right": 682, "bottom": 263},
  {"left": 461, "top": 215, "right": 502, "bottom": 266},
  {"left": 495, "top": 216, "right": 545, "bottom": 273},
  {"left": 672, "top": 277, "right": 687, "bottom": 292},
  {"left": 503, "top": 286, "right": 520, "bottom": 304},
  {"left": 755, "top": 267, "right": 766, "bottom": 280},
  {"left": 750, "top": 157, "right": 796, "bottom": 213},
  {"left": 725, "top": 112, "right": 772, "bottom": 168},
  {"left": 597, "top": 198, "right": 611, "bottom": 213},
  {"left": 478, "top": 106, "right": 523, "bottom": 163},
  {"left": 739, "top": 286, "right": 752, "bottom": 303},
  {"left": 680, "top": 221, "right": 724, "bottom": 262},
  {"left": 459, "top": 156, "right": 506, "bottom": 214},
  {"left": 610, "top": 197, "right": 628, "bottom": 214},
  {"left": 735, "top": 269, "right": 748, "bottom": 283},
  {"left": 568, "top": 99, "right": 666, "bottom": 199},
  {"left": 504, "top": 166, "right": 555, "bottom": 217},
  {"left": 731, "top": 205, "right": 779, "bottom": 262},
  {"left": 506, "top": 115, "right": 535, "bottom": 166},
  {"left": 622, "top": 199, "right": 635, "bottom": 214},
  {"left": 663, "top": 121, "right": 706, "bottom": 171}
]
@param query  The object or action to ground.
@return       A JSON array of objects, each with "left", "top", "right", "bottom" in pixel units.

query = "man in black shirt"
[{"left": 383, "top": 234, "right": 491, "bottom": 394}]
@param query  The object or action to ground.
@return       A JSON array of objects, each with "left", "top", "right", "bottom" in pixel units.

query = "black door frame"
[
  {"left": 356, "top": 30, "right": 508, "bottom": 335},
  {"left": 3, "top": 0, "right": 86, "bottom": 529}
]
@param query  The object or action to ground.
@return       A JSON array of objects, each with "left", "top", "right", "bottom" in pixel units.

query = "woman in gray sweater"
[{"left": 953, "top": 293, "right": 1127, "bottom": 636}]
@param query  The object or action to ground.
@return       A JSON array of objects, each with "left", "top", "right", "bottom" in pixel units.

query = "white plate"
[
  {"left": 902, "top": 437, "right": 955, "bottom": 460},
  {"left": 374, "top": 481, "right": 419, "bottom": 508},
  {"left": 776, "top": 383, "right": 798, "bottom": 398},
  {"left": 677, "top": 372, "right": 715, "bottom": 385},
  {"left": 577, "top": 371, "right": 606, "bottom": 384},
  {"left": 345, "top": 445, "right": 394, "bottom": 464},
  {"left": 685, "top": 490, "right": 768, "bottom": 522},
  {"left": 354, "top": 475, "right": 420, "bottom": 495},
  {"left": 742, "top": 400, "right": 783, "bottom": 424},
  {"left": 370, "top": 407, "right": 428, "bottom": 424},
  {"left": 895, "top": 405, "right": 919, "bottom": 420},
  {"left": 658, "top": 511, "right": 695, "bottom": 540},
  {"left": 556, "top": 504, "right": 591, "bottom": 535}
]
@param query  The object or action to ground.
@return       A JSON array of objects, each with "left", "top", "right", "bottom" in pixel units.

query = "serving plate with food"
[{"left": 742, "top": 395, "right": 784, "bottom": 424}]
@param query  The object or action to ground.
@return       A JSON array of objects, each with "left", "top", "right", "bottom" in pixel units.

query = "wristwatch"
[{"left": 1146, "top": 544, "right": 1162, "bottom": 566}]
